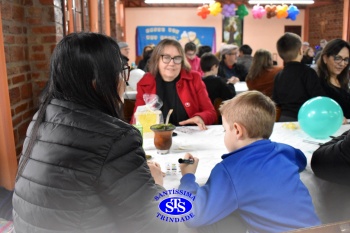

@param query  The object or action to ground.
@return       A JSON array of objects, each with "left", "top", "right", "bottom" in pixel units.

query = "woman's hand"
[
  {"left": 342, "top": 117, "right": 348, "bottom": 125},
  {"left": 179, "top": 116, "right": 207, "bottom": 130},
  {"left": 179, "top": 153, "right": 199, "bottom": 176},
  {"left": 147, "top": 161, "right": 164, "bottom": 186}
]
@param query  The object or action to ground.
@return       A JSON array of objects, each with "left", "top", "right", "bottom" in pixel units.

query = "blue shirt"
[{"left": 179, "top": 139, "right": 321, "bottom": 233}]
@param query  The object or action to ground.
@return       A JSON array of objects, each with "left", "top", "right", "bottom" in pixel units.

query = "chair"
[
  {"left": 128, "top": 69, "right": 145, "bottom": 91},
  {"left": 213, "top": 98, "right": 223, "bottom": 125},
  {"left": 123, "top": 99, "right": 135, "bottom": 123}
]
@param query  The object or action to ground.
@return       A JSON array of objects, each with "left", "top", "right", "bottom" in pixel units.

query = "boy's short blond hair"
[
  {"left": 277, "top": 32, "right": 302, "bottom": 63},
  {"left": 219, "top": 91, "right": 276, "bottom": 139}
]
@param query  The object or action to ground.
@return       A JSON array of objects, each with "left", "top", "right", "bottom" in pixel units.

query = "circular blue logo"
[{"left": 159, "top": 197, "right": 192, "bottom": 215}]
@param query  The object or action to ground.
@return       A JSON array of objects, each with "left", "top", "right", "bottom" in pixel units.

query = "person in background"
[
  {"left": 200, "top": 52, "right": 236, "bottom": 124},
  {"left": 314, "top": 39, "right": 328, "bottom": 63},
  {"left": 118, "top": 41, "right": 130, "bottom": 64},
  {"left": 197, "top": 45, "right": 212, "bottom": 58},
  {"left": 246, "top": 49, "right": 282, "bottom": 98},
  {"left": 302, "top": 41, "right": 310, "bottom": 54},
  {"left": 237, "top": 44, "right": 253, "bottom": 72},
  {"left": 12, "top": 32, "right": 177, "bottom": 233},
  {"left": 315, "top": 39, "right": 350, "bottom": 120},
  {"left": 301, "top": 47, "right": 315, "bottom": 65},
  {"left": 132, "top": 39, "right": 217, "bottom": 130},
  {"left": 185, "top": 41, "right": 203, "bottom": 75},
  {"left": 311, "top": 129, "right": 350, "bottom": 186},
  {"left": 179, "top": 91, "right": 320, "bottom": 233},
  {"left": 138, "top": 44, "right": 154, "bottom": 72},
  {"left": 218, "top": 44, "right": 248, "bottom": 83},
  {"left": 272, "top": 32, "right": 325, "bottom": 122}
]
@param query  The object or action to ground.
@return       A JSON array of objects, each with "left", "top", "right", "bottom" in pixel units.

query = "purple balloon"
[{"left": 222, "top": 3, "right": 236, "bottom": 17}]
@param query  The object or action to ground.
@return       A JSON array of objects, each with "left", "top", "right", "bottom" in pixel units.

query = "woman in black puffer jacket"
[
  {"left": 311, "top": 130, "right": 350, "bottom": 186},
  {"left": 12, "top": 32, "right": 177, "bottom": 233}
]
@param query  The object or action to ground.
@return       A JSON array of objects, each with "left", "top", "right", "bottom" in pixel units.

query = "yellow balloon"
[{"left": 209, "top": 2, "right": 222, "bottom": 16}]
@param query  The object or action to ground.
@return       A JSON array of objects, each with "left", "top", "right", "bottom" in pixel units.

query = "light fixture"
[
  {"left": 248, "top": 0, "right": 314, "bottom": 4},
  {"left": 145, "top": 0, "right": 215, "bottom": 4}
]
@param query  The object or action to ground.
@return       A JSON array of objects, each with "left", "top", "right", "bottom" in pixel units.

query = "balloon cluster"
[
  {"left": 222, "top": 3, "right": 236, "bottom": 17},
  {"left": 197, "top": 2, "right": 249, "bottom": 19},
  {"left": 197, "top": 5, "right": 211, "bottom": 19},
  {"left": 252, "top": 5, "right": 266, "bottom": 19},
  {"left": 252, "top": 4, "right": 299, "bottom": 21}
]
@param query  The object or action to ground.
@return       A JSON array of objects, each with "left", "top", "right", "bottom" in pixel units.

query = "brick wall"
[
  {"left": 308, "top": 0, "right": 344, "bottom": 48},
  {"left": 2, "top": 0, "right": 63, "bottom": 157}
]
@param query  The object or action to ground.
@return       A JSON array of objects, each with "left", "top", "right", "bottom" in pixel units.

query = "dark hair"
[
  {"left": 16, "top": 32, "right": 125, "bottom": 181},
  {"left": 316, "top": 39, "right": 350, "bottom": 89},
  {"left": 197, "top": 45, "right": 212, "bottom": 58},
  {"left": 239, "top": 44, "right": 253, "bottom": 55},
  {"left": 277, "top": 32, "right": 302, "bottom": 63},
  {"left": 148, "top": 39, "right": 191, "bottom": 77},
  {"left": 246, "top": 49, "right": 273, "bottom": 81},
  {"left": 200, "top": 53, "right": 219, "bottom": 72},
  {"left": 142, "top": 45, "right": 154, "bottom": 57},
  {"left": 184, "top": 42, "right": 197, "bottom": 52}
]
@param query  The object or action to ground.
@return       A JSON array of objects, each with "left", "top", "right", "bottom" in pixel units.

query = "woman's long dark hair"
[
  {"left": 16, "top": 32, "right": 125, "bottom": 181},
  {"left": 246, "top": 49, "right": 273, "bottom": 81},
  {"left": 316, "top": 39, "right": 350, "bottom": 90}
]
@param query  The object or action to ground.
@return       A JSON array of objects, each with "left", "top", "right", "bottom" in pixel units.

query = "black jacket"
[
  {"left": 217, "top": 60, "right": 248, "bottom": 82},
  {"left": 13, "top": 99, "right": 177, "bottom": 233},
  {"left": 272, "top": 62, "right": 325, "bottom": 120},
  {"left": 311, "top": 130, "right": 350, "bottom": 186}
]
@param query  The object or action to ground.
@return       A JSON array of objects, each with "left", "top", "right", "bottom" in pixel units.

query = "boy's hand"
[
  {"left": 147, "top": 161, "right": 164, "bottom": 186},
  {"left": 179, "top": 153, "right": 199, "bottom": 176}
]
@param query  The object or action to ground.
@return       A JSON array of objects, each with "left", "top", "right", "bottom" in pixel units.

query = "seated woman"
[
  {"left": 315, "top": 39, "right": 350, "bottom": 120},
  {"left": 245, "top": 49, "right": 282, "bottom": 98},
  {"left": 301, "top": 47, "right": 315, "bottom": 65},
  {"left": 12, "top": 32, "right": 176, "bottom": 233},
  {"left": 132, "top": 39, "right": 217, "bottom": 130},
  {"left": 138, "top": 44, "right": 154, "bottom": 71},
  {"left": 311, "top": 130, "right": 350, "bottom": 186}
]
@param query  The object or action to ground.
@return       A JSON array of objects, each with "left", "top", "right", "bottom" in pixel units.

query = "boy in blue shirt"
[{"left": 179, "top": 91, "right": 321, "bottom": 233}]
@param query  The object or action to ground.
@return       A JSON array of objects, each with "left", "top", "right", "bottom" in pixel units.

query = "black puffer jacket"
[
  {"left": 13, "top": 99, "right": 177, "bottom": 233},
  {"left": 311, "top": 130, "right": 350, "bottom": 186}
]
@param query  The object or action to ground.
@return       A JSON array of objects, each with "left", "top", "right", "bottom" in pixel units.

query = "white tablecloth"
[{"left": 143, "top": 122, "right": 350, "bottom": 224}]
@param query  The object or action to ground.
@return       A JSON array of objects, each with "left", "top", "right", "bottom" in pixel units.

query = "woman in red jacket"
[{"left": 132, "top": 39, "right": 217, "bottom": 130}]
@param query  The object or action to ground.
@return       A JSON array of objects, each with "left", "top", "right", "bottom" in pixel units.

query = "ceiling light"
[
  {"left": 248, "top": 0, "right": 314, "bottom": 4},
  {"left": 145, "top": 0, "right": 215, "bottom": 4}
]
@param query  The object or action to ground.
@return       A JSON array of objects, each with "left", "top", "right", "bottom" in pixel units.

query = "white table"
[{"left": 143, "top": 122, "right": 350, "bottom": 225}]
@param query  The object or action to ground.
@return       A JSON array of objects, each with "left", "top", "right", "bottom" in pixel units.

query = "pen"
[
  {"left": 302, "top": 139, "right": 323, "bottom": 146},
  {"left": 178, "top": 158, "right": 194, "bottom": 164}
]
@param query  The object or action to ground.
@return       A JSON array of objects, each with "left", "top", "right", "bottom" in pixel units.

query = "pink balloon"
[{"left": 252, "top": 5, "right": 266, "bottom": 19}]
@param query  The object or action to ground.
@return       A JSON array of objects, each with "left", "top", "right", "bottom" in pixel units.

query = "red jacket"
[{"left": 132, "top": 69, "right": 217, "bottom": 125}]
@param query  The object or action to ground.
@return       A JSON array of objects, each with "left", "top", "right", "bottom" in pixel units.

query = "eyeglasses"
[
  {"left": 332, "top": 55, "right": 349, "bottom": 65},
  {"left": 161, "top": 55, "right": 183, "bottom": 64},
  {"left": 121, "top": 65, "right": 130, "bottom": 82}
]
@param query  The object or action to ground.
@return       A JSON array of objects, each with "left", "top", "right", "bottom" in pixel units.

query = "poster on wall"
[
  {"left": 136, "top": 26, "right": 216, "bottom": 56},
  {"left": 222, "top": 16, "right": 243, "bottom": 47}
]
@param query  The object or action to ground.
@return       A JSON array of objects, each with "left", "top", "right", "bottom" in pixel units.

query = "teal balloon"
[{"left": 298, "top": 97, "right": 343, "bottom": 139}]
